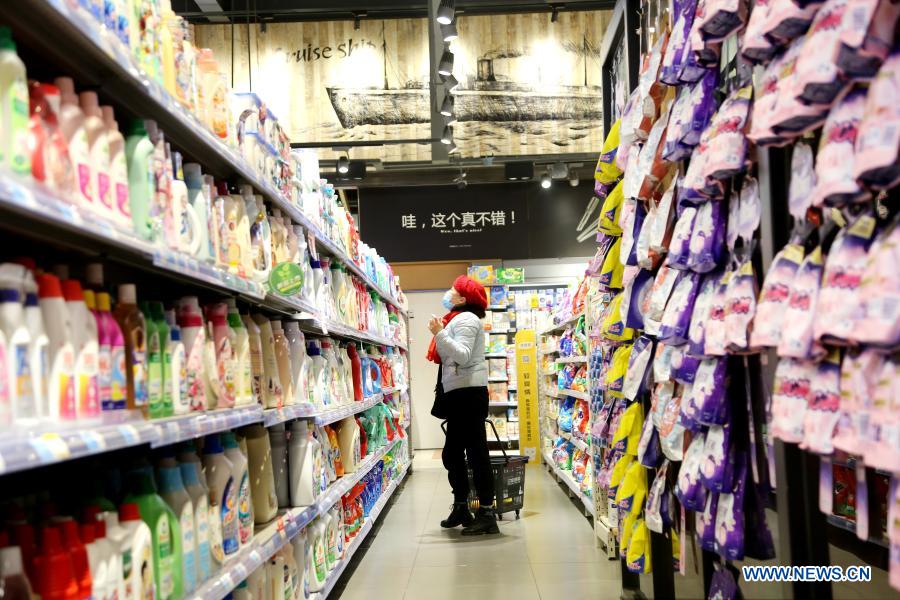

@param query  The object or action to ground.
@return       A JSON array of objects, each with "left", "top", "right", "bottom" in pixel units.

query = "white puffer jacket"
[{"left": 435, "top": 311, "right": 488, "bottom": 392}]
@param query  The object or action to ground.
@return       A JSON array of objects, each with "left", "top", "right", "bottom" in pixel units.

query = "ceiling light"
[
  {"left": 441, "top": 126, "right": 453, "bottom": 145},
  {"left": 444, "top": 74, "right": 460, "bottom": 92},
  {"left": 337, "top": 156, "right": 349, "bottom": 174},
  {"left": 569, "top": 175, "right": 580, "bottom": 187},
  {"left": 448, "top": 142, "right": 459, "bottom": 154},
  {"left": 445, "top": 113, "right": 458, "bottom": 126},
  {"left": 440, "top": 94, "right": 454, "bottom": 116},
  {"left": 436, "top": 0, "right": 454, "bottom": 24},
  {"left": 540, "top": 172, "right": 552, "bottom": 189},
  {"left": 551, "top": 6, "right": 559, "bottom": 22},
  {"left": 441, "top": 22, "right": 458, "bottom": 41},
  {"left": 354, "top": 14, "right": 360, "bottom": 30},
  {"left": 438, "top": 49, "right": 454, "bottom": 77}
]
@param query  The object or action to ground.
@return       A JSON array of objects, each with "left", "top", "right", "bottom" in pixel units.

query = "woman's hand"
[{"left": 428, "top": 315, "right": 444, "bottom": 335}]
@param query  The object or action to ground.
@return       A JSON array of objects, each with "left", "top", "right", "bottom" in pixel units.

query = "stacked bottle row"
[{"left": 0, "top": 258, "right": 408, "bottom": 428}]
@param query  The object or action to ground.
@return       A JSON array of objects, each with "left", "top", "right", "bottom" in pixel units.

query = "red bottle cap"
[
  {"left": 37, "top": 274, "right": 63, "bottom": 298},
  {"left": 61, "top": 280, "right": 84, "bottom": 302},
  {"left": 118, "top": 503, "right": 141, "bottom": 522}
]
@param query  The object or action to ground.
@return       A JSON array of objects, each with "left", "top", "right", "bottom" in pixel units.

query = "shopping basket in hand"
[{"left": 441, "top": 419, "right": 529, "bottom": 520}]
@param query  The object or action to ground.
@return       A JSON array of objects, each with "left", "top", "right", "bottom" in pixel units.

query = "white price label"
[{"left": 30, "top": 433, "right": 71, "bottom": 462}]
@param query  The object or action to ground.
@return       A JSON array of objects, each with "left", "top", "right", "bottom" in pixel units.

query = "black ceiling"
[{"left": 172, "top": 0, "right": 616, "bottom": 23}]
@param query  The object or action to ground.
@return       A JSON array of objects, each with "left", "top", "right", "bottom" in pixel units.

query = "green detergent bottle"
[
  {"left": 141, "top": 301, "right": 165, "bottom": 419},
  {"left": 124, "top": 465, "right": 183, "bottom": 600}
]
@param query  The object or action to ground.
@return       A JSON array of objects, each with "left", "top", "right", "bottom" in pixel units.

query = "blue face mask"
[{"left": 442, "top": 289, "right": 457, "bottom": 310}]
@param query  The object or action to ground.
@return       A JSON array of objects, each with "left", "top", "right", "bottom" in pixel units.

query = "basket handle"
[{"left": 441, "top": 419, "right": 510, "bottom": 460}]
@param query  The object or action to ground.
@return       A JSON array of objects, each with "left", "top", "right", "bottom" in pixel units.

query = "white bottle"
[
  {"left": 157, "top": 454, "right": 197, "bottom": 594},
  {"left": 0, "top": 26, "right": 29, "bottom": 175},
  {"left": 37, "top": 274, "right": 76, "bottom": 422},
  {"left": 183, "top": 164, "right": 214, "bottom": 264},
  {"left": 90, "top": 517, "right": 122, "bottom": 600},
  {"left": 102, "top": 106, "right": 132, "bottom": 230},
  {"left": 282, "top": 321, "right": 308, "bottom": 406},
  {"left": 252, "top": 315, "right": 282, "bottom": 409},
  {"left": 165, "top": 310, "right": 189, "bottom": 415},
  {"left": 245, "top": 567, "right": 267, "bottom": 600},
  {"left": 0, "top": 264, "right": 34, "bottom": 423},
  {"left": 241, "top": 313, "right": 263, "bottom": 405},
  {"left": 269, "top": 423, "right": 290, "bottom": 509},
  {"left": 79, "top": 521, "right": 109, "bottom": 600},
  {"left": 306, "top": 341, "right": 327, "bottom": 409},
  {"left": 290, "top": 530, "right": 308, "bottom": 600},
  {"left": 80, "top": 91, "right": 112, "bottom": 220},
  {"left": 331, "top": 503, "right": 344, "bottom": 562},
  {"left": 178, "top": 444, "right": 213, "bottom": 583},
  {"left": 176, "top": 296, "right": 208, "bottom": 413},
  {"left": 21, "top": 270, "right": 49, "bottom": 420},
  {"left": 282, "top": 545, "right": 299, "bottom": 600},
  {"left": 117, "top": 503, "right": 155, "bottom": 600},
  {"left": 267, "top": 553, "right": 286, "bottom": 600},
  {"left": 322, "top": 510, "right": 336, "bottom": 572},
  {"left": 307, "top": 519, "right": 327, "bottom": 593},
  {"left": 100, "top": 511, "right": 127, "bottom": 600},
  {"left": 201, "top": 434, "right": 238, "bottom": 563},
  {"left": 55, "top": 77, "right": 93, "bottom": 210},
  {"left": 225, "top": 299, "right": 251, "bottom": 406},
  {"left": 222, "top": 432, "right": 253, "bottom": 548},
  {"left": 288, "top": 420, "right": 321, "bottom": 507},
  {"left": 62, "top": 279, "right": 100, "bottom": 419},
  {"left": 243, "top": 424, "right": 278, "bottom": 524}
]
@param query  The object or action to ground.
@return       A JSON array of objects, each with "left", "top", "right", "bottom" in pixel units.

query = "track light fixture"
[
  {"left": 438, "top": 48, "right": 454, "bottom": 77},
  {"left": 445, "top": 114, "right": 458, "bottom": 126},
  {"left": 569, "top": 175, "right": 580, "bottom": 187},
  {"left": 448, "top": 142, "right": 459, "bottom": 154},
  {"left": 441, "top": 22, "right": 458, "bottom": 41},
  {"left": 540, "top": 171, "right": 552, "bottom": 189},
  {"left": 551, "top": 5, "right": 560, "bottom": 23},
  {"left": 441, "top": 126, "right": 453, "bottom": 145},
  {"left": 440, "top": 94, "right": 454, "bottom": 116},
  {"left": 436, "top": 0, "right": 455, "bottom": 25},
  {"left": 353, "top": 14, "right": 360, "bottom": 30},
  {"left": 337, "top": 156, "right": 350, "bottom": 174},
  {"left": 443, "top": 74, "right": 460, "bottom": 92}
]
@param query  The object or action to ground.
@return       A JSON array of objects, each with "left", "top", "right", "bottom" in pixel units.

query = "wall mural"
[{"left": 194, "top": 10, "right": 610, "bottom": 162}]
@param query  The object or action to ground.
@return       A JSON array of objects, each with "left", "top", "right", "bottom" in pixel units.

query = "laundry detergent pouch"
[
  {"left": 814, "top": 213, "right": 878, "bottom": 344},
  {"left": 837, "top": 0, "right": 900, "bottom": 78},
  {"left": 643, "top": 266, "right": 681, "bottom": 326},
  {"left": 704, "top": 271, "right": 732, "bottom": 356},
  {"left": 708, "top": 565, "right": 741, "bottom": 599},
  {"left": 672, "top": 346, "right": 703, "bottom": 385},
  {"left": 832, "top": 348, "right": 881, "bottom": 455},
  {"left": 558, "top": 396, "right": 576, "bottom": 432},
  {"left": 801, "top": 348, "right": 842, "bottom": 454},
  {"left": 667, "top": 206, "right": 699, "bottom": 270},
  {"left": 855, "top": 213, "right": 900, "bottom": 348},
  {"left": 599, "top": 236, "right": 625, "bottom": 290},
  {"left": 697, "top": 0, "right": 750, "bottom": 41},
  {"left": 595, "top": 119, "right": 624, "bottom": 187},
  {"left": 660, "top": 271, "right": 703, "bottom": 345},
  {"left": 863, "top": 356, "right": 899, "bottom": 473},
  {"left": 690, "top": 0, "right": 725, "bottom": 66},
  {"left": 687, "top": 273, "right": 720, "bottom": 356},
  {"left": 607, "top": 343, "right": 634, "bottom": 399},
  {"left": 768, "top": 40, "right": 829, "bottom": 136},
  {"left": 602, "top": 293, "right": 636, "bottom": 342},
  {"left": 792, "top": 0, "right": 852, "bottom": 106},
  {"left": 700, "top": 423, "right": 736, "bottom": 491},
  {"left": 664, "top": 71, "right": 718, "bottom": 160},
  {"left": 624, "top": 200, "right": 646, "bottom": 267},
  {"left": 724, "top": 260, "right": 758, "bottom": 352},
  {"left": 771, "top": 357, "right": 817, "bottom": 442},
  {"left": 742, "top": 0, "right": 777, "bottom": 63},
  {"left": 623, "top": 335, "right": 656, "bottom": 401},
  {"left": 599, "top": 180, "right": 625, "bottom": 236},
  {"left": 625, "top": 518, "right": 653, "bottom": 574},
  {"left": 645, "top": 462, "right": 671, "bottom": 533},
  {"left": 637, "top": 31, "right": 671, "bottom": 137},
  {"left": 809, "top": 89, "right": 870, "bottom": 208},
  {"left": 680, "top": 381, "right": 705, "bottom": 432},
  {"left": 649, "top": 177, "right": 678, "bottom": 257},
  {"left": 694, "top": 356, "right": 730, "bottom": 425},
  {"left": 609, "top": 453, "right": 635, "bottom": 500},
  {"left": 699, "top": 86, "right": 754, "bottom": 187},
  {"left": 762, "top": 0, "right": 822, "bottom": 45},
  {"left": 638, "top": 415, "right": 664, "bottom": 467},
  {"left": 751, "top": 244, "right": 804, "bottom": 347},
  {"left": 697, "top": 491, "right": 720, "bottom": 551},
  {"left": 588, "top": 234, "right": 616, "bottom": 275},
  {"left": 616, "top": 459, "right": 649, "bottom": 515},
  {"left": 638, "top": 101, "right": 677, "bottom": 203},
  {"left": 777, "top": 246, "right": 825, "bottom": 359},
  {"left": 659, "top": 387, "right": 687, "bottom": 460},
  {"left": 749, "top": 43, "right": 803, "bottom": 145},
  {"left": 675, "top": 430, "right": 709, "bottom": 510},
  {"left": 662, "top": 0, "right": 699, "bottom": 83},
  {"left": 789, "top": 143, "right": 817, "bottom": 218},
  {"left": 626, "top": 269, "right": 656, "bottom": 330},
  {"left": 854, "top": 51, "right": 900, "bottom": 189},
  {"left": 714, "top": 451, "right": 748, "bottom": 559},
  {"left": 613, "top": 400, "right": 644, "bottom": 455}
]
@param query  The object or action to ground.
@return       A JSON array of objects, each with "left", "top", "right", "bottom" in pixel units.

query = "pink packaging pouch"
[
  {"left": 645, "top": 462, "right": 671, "bottom": 533},
  {"left": 832, "top": 348, "right": 882, "bottom": 456},
  {"left": 742, "top": 0, "right": 778, "bottom": 63},
  {"left": 644, "top": 266, "right": 682, "bottom": 326},
  {"left": 659, "top": 390, "right": 687, "bottom": 461},
  {"left": 714, "top": 450, "right": 748, "bottom": 560},
  {"left": 667, "top": 206, "right": 699, "bottom": 269},
  {"left": 694, "top": 357, "right": 730, "bottom": 425},
  {"left": 814, "top": 213, "right": 878, "bottom": 344},
  {"left": 675, "top": 431, "right": 709, "bottom": 510},
  {"left": 662, "top": 0, "right": 701, "bottom": 84},
  {"left": 854, "top": 51, "right": 900, "bottom": 190},
  {"left": 700, "top": 87, "right": 754, "bottom": 185},
  {"left": 651, "top": 380, "right": 674, "bottom": 427},
  {"left": 688, "top": 199, "right": 727, "bottom": 273},
  {"left": 788, "top": 143, "right": 817, "bottom": 218},
  {"left": 837, "top": 0, "right": 900, "bottom": 78},
  {"left": 680, "top": 71, "right": 720, "bottom": 158},
  {"left": 660, "top": 271, "right": 703, "bottom": 345},
  {"left": 768, "top": 40, "right": 829, "bottom": 136},
  {"left": 701, "top": 423, "right": 737, "bottom": 493},
  {"left": 855, "top": 213, "right": 900, "bottom": 348},
  {"left": 690, "top": 1, "right": 725, "bottom": 66},
  {"left": 688, "top": 272, "right": 721, "bottom": 356},
  {"left": 762, "top": 0, "right": 822, "bottom": 45},
  {"left": 748, "top": 42, "right": 810, "bottom": 145},
  {"left": 697, "top": 491, "right": 720, "bottom": 551},
  {"left": 750, "top": 244, "right": 804, "bottom": 348},
  {"left": 862, "top": 356, "right": 900, "bottom": 473},
  {"left": 697, "top": 0, "right": 750, "bottom": 41},
  {"left": 724, "top": 260, "right": 758, "bottom": 352},
  {"left": 618, "top": 91, "right": 642, "bottom": 165},
  {"left": 777, "top": 246, "right": 825, "bottom": 359},
  {"left": 771, "top": 357, "right": 817, "bottom": 442},
  {"left": 704, "top": 271, "right": 732, "bottom": 356},
  {"left": 809, "top": 89, "right": 870, "bottom": 208},
  {"left": 792, "top": 0, "right": 852, "bottom": 106},
  {"left": 800, "top": 349, "right": 842, "bottom": 454}
]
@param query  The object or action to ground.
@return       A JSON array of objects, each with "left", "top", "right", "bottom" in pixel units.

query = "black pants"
[{"left": 441, "top": 385, "right": 495, "bottom": 507}]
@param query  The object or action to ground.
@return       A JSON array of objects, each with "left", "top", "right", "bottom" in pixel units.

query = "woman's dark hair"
[{"left": 457, "top": 303, "right": 486, "bottom": 319}]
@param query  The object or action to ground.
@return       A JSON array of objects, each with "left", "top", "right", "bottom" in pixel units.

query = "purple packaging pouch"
[
  {"left": 700, "top": 422, "right": 736, "bottom": 492},
  {"left": 660, "top": 271, "right": 703, "bottom": 344},
  {"left": 675, "top": 430, "right": 709, "bottom": 510},
  {"left": 672, "top": 346, "right": 702, "bottom": 385},
  {"left": 714, "top": 449, "right": 749, "bottom": 560},
  {"left": 668, "top": 207, "right": 699, "bottom": 270},
  {"left": 638, "top": 417, "right": 664, "bottom": 468},
  {"left": 697, "top": 491, "right": 719, "bottom": 551},
  {"left": 687, "top": 272, "right": 720, "bottom": 357},
  {"left": 688, "top": 199, "right": 726, "bottom": 273},
  {"left": 708, "top": 564, "right": 742, "bottom": 599},
  {"left": 694, "top": 356, "right": 730, "bottom": 425},
  {"left": 624, "top": 335, "right": 656, "bottom": 401},
  {"left": 626, "top": 269, "right": 656, "bottom": 330},
  {"left": 661, "top": 0, "right": 699, "bottom": 84}
]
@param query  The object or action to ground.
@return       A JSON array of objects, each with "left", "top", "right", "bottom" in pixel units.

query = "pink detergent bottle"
[
  {"left": 206, "top": 302, "right": 235, "bottom": 408},
  {"left": 346, "top": 343, "right": 363, "bottom": 402}
]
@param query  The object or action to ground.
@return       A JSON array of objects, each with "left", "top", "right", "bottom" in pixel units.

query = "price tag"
[
  {"left": 276, "top": 517, "right": 287, "bottom": 539},
  {"left": 117, "top": 424, "right": 140, "bottom": 444},
  {"left": 248, "top": 549, "right": 262, "bottom": 565},
  {"left": 30, "top": 433, "right": 71, "bottom": 463},
  {"left": 79, "top": 430, "right": 106, "bottom": 452},
  {"left": 220, "top": 572, "right": 234, "bottom": 590}
]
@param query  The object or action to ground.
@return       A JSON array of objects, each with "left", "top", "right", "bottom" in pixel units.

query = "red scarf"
[{"left": 426, "top": 311, "right": 462, "bottom": 364}]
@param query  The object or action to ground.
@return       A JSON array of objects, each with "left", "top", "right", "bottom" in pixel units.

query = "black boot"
[
  {"left": 441, "top": 502, "right": 474, "bottom": 528},
  {"left": 461, "top": 507, "right": 500, "bottom": 535}
]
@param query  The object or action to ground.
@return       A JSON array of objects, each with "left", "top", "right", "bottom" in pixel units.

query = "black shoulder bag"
[{"left": 431, "top": 364, "right": 451, "bottom": 419}]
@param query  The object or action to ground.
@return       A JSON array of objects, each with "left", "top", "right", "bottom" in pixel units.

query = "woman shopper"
[{"left": 427, "top": 275, "right": 499, "bottom": 536}]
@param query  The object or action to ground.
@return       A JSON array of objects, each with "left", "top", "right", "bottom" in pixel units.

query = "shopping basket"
[{"left": 441, "top": 419, "right": 529, "bottom": 519}]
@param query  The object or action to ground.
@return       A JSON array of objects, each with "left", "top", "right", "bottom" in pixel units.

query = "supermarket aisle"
[{"left": 336, "top": 455, "right": 621, "bottom": 600}]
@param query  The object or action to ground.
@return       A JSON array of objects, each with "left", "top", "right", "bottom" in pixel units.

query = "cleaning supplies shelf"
[
  {"left": 559, "top": 389, "right": 590, "bottom": 401},
  {"left": 311, "top": 461, "right": 411, "bottom": 600},
  {"left": 152, "top": 405, "right": 266, "bottom": 447},
  {"left": 555, "top": 356, "right": 587, "bottom": 364},
  {"left": 0, "top": 0, "right": 406, "bottom": 316},
  {"left": 313, "top": 394, "right": 385, "bottom": 427},
  {"left": 559, "top": 431, "right": 590, "bottom": 453},
  {"left": 539, "top": 311, "right": 584, "bottom": 335},
  {"left": 543, "top": 450, "right": 594, "bottom": 518},
  {"left": 314, "top": 437, "right": 404, "bottom": 514}
]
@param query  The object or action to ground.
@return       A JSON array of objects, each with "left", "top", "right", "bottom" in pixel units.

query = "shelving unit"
[{"left": 542, "top": 449, "right": 594, "bottom": 518}]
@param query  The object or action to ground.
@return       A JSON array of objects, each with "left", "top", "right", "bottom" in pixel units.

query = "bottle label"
[
  {"left": 72, "top": 128, "right": 93, "bottom": 206},
  {"left": 180, "top": 505, "right": 196, "bottom": 593},
  {"left": 116, "top": 181, "right": 131, "bottom": 219},
  {"left": 314, "top": 540, "right": 326, "bottom": 581},
  {"left": 156, "top": 515, "right": 174, "bottom": 599},
  {"left": 207, "top": 494, "right": 225, "bottom": 564},
  {"left": 0, "top": 341, "right": 8, "bottom": 425},
  {"left": 148, "top": 331, "right": 162, "bottom": 414},
  {"left": 121, "top": 547, "right": 133, "bottom": 598},
  {"left": 98, "top": 343, "right": 112, "bottom": 410},
  {"left": 241, "top": 358, "right": 253, "bottom": 403},
  {"left": 217, "top": 338, "right": 235, "bottom": 405},
  {"left": 237, "top": 471, "right": 252, "bottom": 544},
  {"left": 111, "top": 345, "right": 127, "bottom": 409},
  {"left": 283, "top": 563, "right": 292, "bottom": 600},
  {"left": 131, "top": 345, "right": 148, "bottom": 407},
  {"left": 195, "top": 497, "right": 212, "bottom": 581},
  {"left": 57, "top": 346, "right": 77, "bottom": 419},
  {"left": 77, "top": 344, "right": 100, "bottom": 418},
  {"left": 185, "top": 342, "right": 206, "bottom": 412},
  {"left": 137, "top": 538, "right": 153, "bottom": 600},
  {"left": 162, "top": 347, "right": 173, "bottom": 414},
  {"left": 9, "top": 77, "right": 31, "bottom": 175},
  {"left": 12, "top": 342, "right": 34, "bottom": 419},
  {"left": 98, "top": 171, "right": 112, "bottom": 211},
  {"left": 221, "top": 478, "right": 239, "bottom": 555}
]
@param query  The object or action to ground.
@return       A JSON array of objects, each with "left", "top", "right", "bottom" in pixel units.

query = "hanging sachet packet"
[
  {"left": 751, "top": 244, "right": 803, "bottom": 348},
  {"left": 704, "top": 271, "right": 732, "bottom": 356},
  {"left": 603, "top": 294, "right": 636, "bottom": 342},
  {"left": 599, "top": 180, "right": 625, "bottom": 237},
  {"left": 667, "top": 206, "right": 700, "bottom": 270},
  {"left": 645, "top": 461, "right": 671, "bottom": 533},
  {"left": 660, "top": 271, "right": 703, "bottom": 345},
  {"left": 692, "top": 87, "right": 754, "bottom": 195},
  {"left": 672, "top": 346, "right": 702, "bottom": 385},
  {"left": 771, "top": 357, "right": 817, "bottom": 443},
  {"left": 613, "top": 400, "right": 644, "bottom": 455},
  {"left": 694, "top": 356, "right": 730, "bottom": 425},
  {"left": 662, "top": 0, "right": 700, "bottom": 83},
  {"left": 624, "top": 200, "right": 646, "bottom": 267},
  {"left": 616, "top": 460, "right": 650, "bottom": 515},
  {"left": 768, "top": 40, "right": 829, "bottom": 137},
  {"left": 626, "top": 269, "right": 656, "bottom": 331},
  {"left": 801, "top": 348, "right": 842, "bottom": 454},
  {"left": 777, "top": 246, "right": 826, "bottom": 359},
  {"left": 714, "top": 450, "right": 748, "bottom": 560},
  {"left": 623, "top": 335, "right": 656, "bottom": 401},
  {"left": 854, "top": 213, "right": 900, "bottom": 348},
  {"left": 697, "top": 491, "right": 719, "bottom": 551},
  {"left": 680, "top": 382, "right": 702, "bottom": 432},
  {"left": 688, "top": 273, "right": 720, "bottom": 356},
  {"left": 700, "top": 422, "right": 736, "bottom": 492},
  {"left": 599, "top": 236, "right": 625, "bottom": 290},
  {"left": 697, "top": 0, "right": 750, "bottom": 41},
  {"left": 724, "top": 260, "right": 758, "bottom": 352},
  {"left": 675, "top": 430, "right": 709, "bottom": 510},
  {"left": 609, "top": 453, "right": 635, "bottom": 500},
  {"left": 748, "top": 42, "right": 808, "bottom": 145},
  {"left": 708, "top": 565, "right": 742, "bottom": 599},
  {"left": 863, "top": 356, "right": 900, "bottom": 474},
  {"left": 654, "top": 344, "right": 676, "bottom": 383},
  {"left": 659, "top": 389, "right": 687, "bottom": 460},
  {"left": 742, "top": 0, "right": 777, "bottom": 63},
  {"left": 762, "top": 0, "right": 822, "bottom": 46},
  {"left": 626, "top": 519, "right": 653, "bottom": 574},
  {"left": 791, "top": 0, "right": 853, "bottom": 106},
  {"left": 832, "top": 348, "right": 882, "bottom": 456},
  {"left": 638, "top": 414, "right": 664, "bottom": 468},
  {"left": 837, "top": 0, "right": 900, "bottom": 78},
  {"left": 595, "top": 119, "right": 625, "bottom": 189},
  {"left": 809, "top": 89, "right": 870, "bottom": 208},
  {"left": 643, "top": 266, "right": 681, "bottom": 327},
  {"left": 665, "top": 71, "right": 719, "bottom": 160},
  {"left": 855, "top": 50, "right": 900, "bottom": 189},
  {"left": 607, "top": 342, "right": 633, "bottom": 398},
  {"left": 618, "top": 90, "right": 642, "bottom": 161},
  {"left": 686, "top": 198, "right": 727, "bottom": 272}
]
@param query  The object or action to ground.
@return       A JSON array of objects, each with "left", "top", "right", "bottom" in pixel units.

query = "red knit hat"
[{"left": 453, "top": 275, "right": 488, "bottom": 309}]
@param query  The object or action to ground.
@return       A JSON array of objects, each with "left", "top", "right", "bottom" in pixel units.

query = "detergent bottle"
[
  {"left": 243, "top": 423, "right": 278, "bottom": 523},
  {"left": 207, "top": 303, "right": 235, "bottom": 408},
  {"left": 20, "top": 268, "right": 49, "bottom": 418},
  {"left": 288, "top": 420, "right": 321, "bottom": 507},
  {"left": 55, "top": 77, "right": 93, "bottom": 211},
  {"left": 124, "top": 120, "right": 154, "bottom": 240},
  {"left": 222, "top": 432, "right": 253, "bottom": 547},
  {"left": 0, "top": 264, "right": 34, "bottom": 423},
  {"left": 63, "top": 279, "right": 99, "bottom": 419},
  {"left": 0, "top": 26, "right": 31, "bottom": 176},
  {"left": 79, "top": 91, "right": 112, "bottom": 220},
  {"left": 225, "top": 300, "right": 252, "bottom": 406},
  {"left": 27, "top": 81, "right": 76, "bottom": 196},
  {"left": 116, "top": 503, "right": 154, "bottom": 600},
  {"left": 282, "top": 321, "right": 308, "bottom": 405},
  {"left": 101, "top": 106, "right": 132, "bottom": 230},
  {"left": 241, "top": 312, "right": 263, "bottom": 403},
  {"left": 156, "top": 450, "right": 196, "bottom": 594},
  {"left": 114, "top": 284, "right": 147, "bottom": 415},
  {"left": 165, "top": 310, "right": 188, "bottom": 416},
  {"left": 252, "top": 315, "right": 282, "bottom": 408},
  {"left": 141, "top": 301, "right": 164, "bottom": 419},
  {"left": 176, "top": 296, "right": 207, "bottom": 412},
  {"left": 306, "top": 340, "right": 327, "bottom": 409},
  {"left": 183, "top": 164, "right": 215, "bottom": 264},
  {"left": 177, "top": 442, "right": 213, "bottom": 584},
  {"left": 37, "top": 273, "right": 75, "bottom": 421},
  {"left": 268, "top": 423, "right": 289, "bottom": 508},
  {"left": 201, "top": 434, "right": 238, "bottom": 564},
  {"left": 270, "top": 320, "right": 293, "bottom": 406}
]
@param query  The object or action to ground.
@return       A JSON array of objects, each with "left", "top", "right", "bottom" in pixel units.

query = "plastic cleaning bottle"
[
  {"left": 20, "top": 269, "right": 48, "bottom": 418},
  {"left": 290, "top": 531, "right": 307, "bottom": 600},
  {"left": 288, "top": 420, "right": 320, "bottom": 507},
  {"left": 169, "top": 152, "right": 194, "bottom": 253},
  {"left": 176, "top": 297, "right": 207, "bottom": 412},
  {"left": 116, "top": 503, "right": 154, "bottom": 600},
  {"left": 165, "top": 310, "right": 188, "bottom": 416},
  {"left": 307, "top": 520, "right": 327, "bottom": 593},
  {"left": 252, "top": 315, "right": 282, "bottom": 409},
  {"left": 151, "top": 302, "right": 172, "bottom": 417},
  {"left": 0, "top": 545, "right": 34, "bottom": 600},
  {"left": 144, "top": 121, "right": 168, "bottom": 245},
  {"left": 241, "top": 312, "right": 263, "bottom": 404},
  {"left": 322, "top": 510, "right": 335, "bottom": 572},
  {"left": 268, "top": 209, "right": 286, "bottom": 265},
  {"left": 282, "top": 321, "right": 308, "bottom": 406},
  {"left": 58, "top": 520, "right": 92, "bottom": 600},
  {"left": 336, "top": 419, "right": 361, "bottom": 474},
  {"left": 306, "top": 341, "right": 327, "bottom": 409},
  {"left": 82, "top": 290, "right": 112, "bottom": 413},
  {"left": 0, "top": 27, "right": 29, "bottom": 176},
  {"left": 114, "top": 284, "right": 148, "bottom": 414},
  {"left": 79, "top": 91, "right": 112, "bottom": 220},
  {"left": 324, "top": 425, "right": 344, "bottom": 478},
  {"left": 213, "top": 182, "right": 231, "bottom": 271},
  {"left": 218, "top": 187, "right": 244, "bottom": 276},
  {"left": 124, "top": 120, "right": 154, "bottom": 240},
  {"left": 177, "top": 443, "right": 212, "bottom": 583},
  {"left": 63, "top": 280, "right": 99, "bottom": 419},
  {"left": 236, "top": 186, "right": 255, "bottom": 277},
  {"left": 97, "top": 511, "right": 125, "bottom": 600},
  {"left": 141, "top": 302, "right": 164, "bottom": 419},
  {"left": 268, "top": 423, "right": 289, "bottom": 509},
  {"left": 266, "top": 553, "right": 286, "bottom": 600},
  {"left": 156, "top": 452, "right": 196, "bottom": 595},
  {"left": 254, "top": 196, "right": 273, "bottom": 269},
  {"left": 0, "top": 264, "right": 34, "bottom": 423},
  {"left": 346, "top": 343, "right": 363, "bottom": 403},
  {"left": 34, "top": 525, "right": 79, "bottom": 600},
  {"left": 243, "top": 424, "right": 277, "bottom": 524},
  {"left": 82, "top": 511, "right": 119, "bottom": 600},
  {"left": 270, "top": 320, "right": 293, "bottom": 406},
  {"left": 124, "top": 466, "right": 182, "bottom": 600},
  {"left": 207, "top": 303, "right": 235, "bottom": 408},
  {"left": 27, "top": 81, "right": 74, "bottom": 196},
  {"left": 55, "top": 77, "right": 93, "bottom": 210},
  {"left": 37, "top": 273, "right": 75, "bottom": 421},
  {"left": 245, "top": 567, "right": 266, "bottom": 600},
  {"left": 78, "top": 522, "right": 108, "bottom": 600},
  {"left": 222, "top": 432, "right": 252, "bottom": 547},
  {"left": 225, "top": 300, "right": 252, "bottom": 406},
  {"left": 183, "top": 164, "right": 213, "bottom": 263},
  {"left": 101, "top": 106, "right": 132, "bottom": 230},
  {"left": 320, "top": 340, "right": 342, "bottom": 405},
  {"left": 201, "top": 434, "right": 238, "bottom": 563},
  {"left": 244, "top": 192, "right": 267, "bottom": 282}
]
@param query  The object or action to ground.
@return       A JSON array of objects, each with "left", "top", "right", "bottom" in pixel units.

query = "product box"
[
  {"left": 492, "top": 311, "right": 511, "bottom": 332},
  {"left": 495, "top": 267, "right": 525, "bottom": 284},
  {"left": 487, "top": 417, "right": 508, "bottom": 440},
  {"left": 488, "top": 382, "right": 509, "bottom": 403},
  {"left": 507, "top": 421, "right": 519, "bottom": 439},
  {"left": 489, "top": 286, "right": 507, "bottom": 307},
  {"left": 488, "top": 334, "right": 507, "bottom": 354},
  {"left": 468, "top": 265, "right": 495, "bottom": 284},
  {"left": 488, "top": 358, "right": 507, "bottom": 379}
]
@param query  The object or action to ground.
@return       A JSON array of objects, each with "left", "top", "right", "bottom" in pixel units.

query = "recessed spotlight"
[
  {"left": 436, "top": 0, "right": 454, "bottom": 25},
  {"left": 541, "top": 172, "right": 552, "bottom": 189},
  {"left": 438, "top": 49, "right": 454, "bottom": 77}
]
